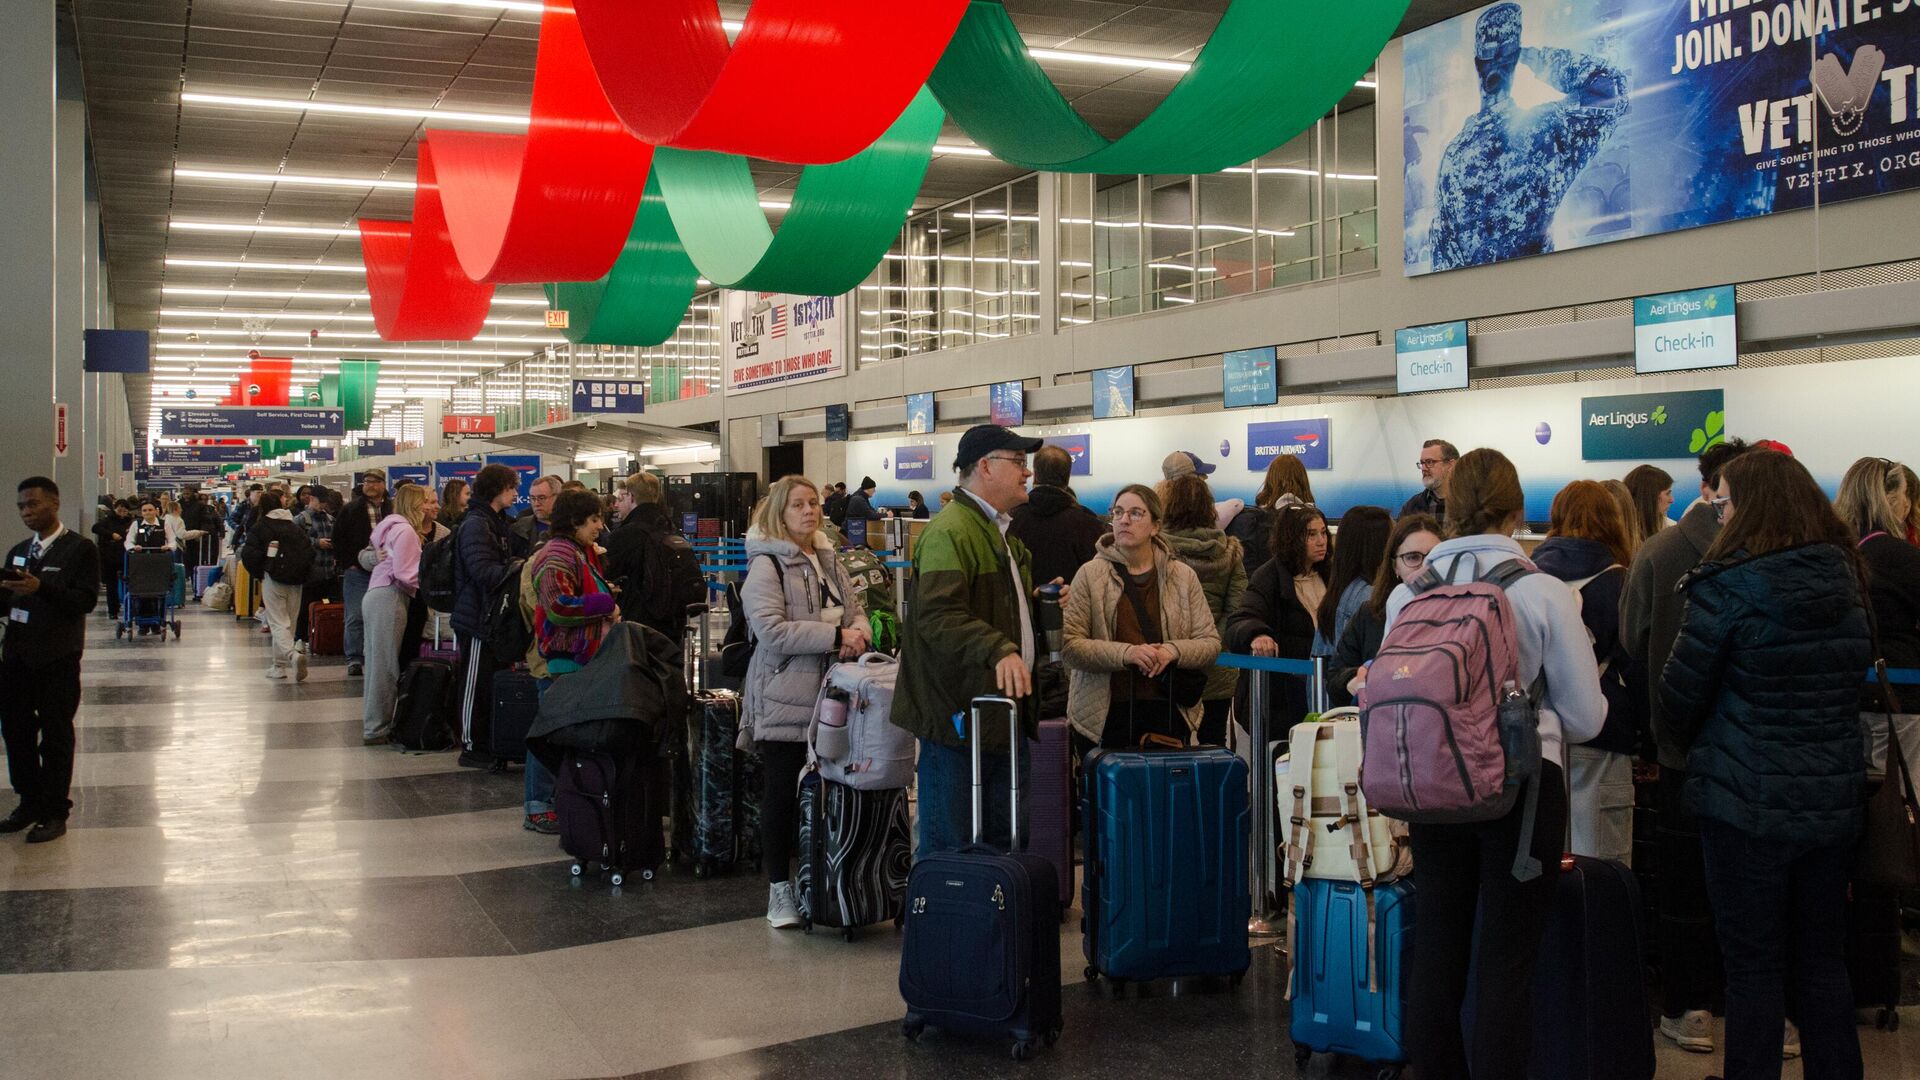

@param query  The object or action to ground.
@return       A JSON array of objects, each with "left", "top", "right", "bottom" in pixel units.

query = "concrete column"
[
  {"left": 55, "top": 94, "right": 89, "bottom": 518},
  {"left": 0, "top": 6, "right": 58, "bottom": 521}
]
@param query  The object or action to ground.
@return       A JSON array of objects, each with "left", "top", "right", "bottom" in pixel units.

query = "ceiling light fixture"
[
  {"left": 169, "top": 220, "right": 359, "bottom": 237},
  {"left": 159, "top": 308, "right": 550, "bottom": 327},
  {"left": 165, "top": 258, "right": 365, "bottom": 274},
  {"left": 174, "top": 167, "right": 415, "bottom": 191},
  {"left": 160, "top": 286, "right": 547, "bottom": 307},
  {"left": 1027, "top": 48, "right": 1192, "bottom": 74},
  {"left": 180, "top": 91, "right": 527, "bottom": 127}
]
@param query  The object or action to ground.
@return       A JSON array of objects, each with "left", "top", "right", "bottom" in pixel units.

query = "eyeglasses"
[
  {"left": 1416, "top": 459, "right": 1446, "bottom": 471},
  {"left": 982, "top": 454, "right": 1030, "bottom": 470},
  {"left": 1109, "top": 508, "right": 1152, "bottom": 523},
  {"left": 1395, "top": 551, "right": 1428, "bottom": 568},
  {"left": 1710, "top": 495, "right": 1732, "bottom": 520}
]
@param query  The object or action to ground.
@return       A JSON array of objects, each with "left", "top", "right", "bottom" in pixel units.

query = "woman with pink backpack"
[{"left": 1353, "top": 448, "right": 1606, "bottom": 1080}]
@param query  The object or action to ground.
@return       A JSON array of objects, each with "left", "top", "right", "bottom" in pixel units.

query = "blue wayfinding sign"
[
  {"left": 1634, "top": 285, "right": 1738, "bottom": 374},
  {"left": 1394, "top": 321, "right": 1470, "bottom": 394},
  {"left": 1222, "top": 348, "right": 1277, "bottom": 408},
  {"left": 83, "top": 329, "right": 150, "bottom": 373},
  {"left": 1246, "top": 418, "right": 1332, "bottom": 471},
  {"left": 572, "top": 379, "right": 645, "bottom": 415},
  {"left": 159, "top": 406, "right": 345, "bottom": 439},
  {"left": 355, "top": 438, "right": 397, "bottom": 456},
  {"left": 152, "top": 445, "right": 260, "bottom": 464},
  {"left": 145, "top": 464, "right": 224, "bottom": 484},
  {"left": 307, "top": 447, "right": 336, "bottom": 462}
]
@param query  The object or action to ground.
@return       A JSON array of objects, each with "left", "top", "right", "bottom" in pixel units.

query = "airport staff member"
[{"left": 0, "top": 477, "right": 100, "bottom": 844}]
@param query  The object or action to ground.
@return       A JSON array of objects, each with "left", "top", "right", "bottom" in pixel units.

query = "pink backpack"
[{"left": 1358, "top": 557, "right": 1546, "bottom": 881}]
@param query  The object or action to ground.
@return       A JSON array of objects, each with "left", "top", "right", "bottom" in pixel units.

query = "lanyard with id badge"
[{"left": 6, "top": 551, "right": 28, "bottom": 628}]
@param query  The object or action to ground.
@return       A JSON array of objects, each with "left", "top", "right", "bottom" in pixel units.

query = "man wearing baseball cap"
[
  {"left": 1161, "top": 449, "right": 1217, "bottom": 479},
  {"left": 893, "top": 424, "right": 1057, "bottom": 857}
]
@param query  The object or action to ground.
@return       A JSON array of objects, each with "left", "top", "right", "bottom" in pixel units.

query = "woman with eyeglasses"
[
  {"left": 1660, "top": 449, "right": 1872, "bottom": 1079},
  {"left": 1060, "top": 484, "right": 1219, "bottom": 749},
  {"left": 1327, "top": 514, "right": 1439, "bottom": 707},
  {"left": 1224, "top": 502, "right": 1331, "bottom": 738}
]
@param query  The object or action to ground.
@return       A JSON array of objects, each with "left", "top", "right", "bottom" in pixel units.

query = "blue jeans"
[
  {"left": 915, "top": 733, "right": 1030, "bottom": 861},
  {"left": 1700, "top": 818, "right": 1862, "bottom": 1080},
  {"left": 527, "top": 679, "right": 557, "bottom": 816},
  {"left": 342, "top": 567, "right": 371, "bottom": 664}
]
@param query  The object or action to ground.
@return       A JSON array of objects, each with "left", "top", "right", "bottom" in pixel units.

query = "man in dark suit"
[{"left": 1, "top": 477, "right": 99, "bottom": 843}]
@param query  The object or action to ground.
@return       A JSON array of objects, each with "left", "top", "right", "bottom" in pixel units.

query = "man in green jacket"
[{"left": 895, "top": 424, "right": 1049, "bottom": 857}]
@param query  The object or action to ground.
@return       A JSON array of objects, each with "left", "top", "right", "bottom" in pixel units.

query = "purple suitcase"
[{"left": 1028, "top": 718, "right": 1074, "bottom": 911}]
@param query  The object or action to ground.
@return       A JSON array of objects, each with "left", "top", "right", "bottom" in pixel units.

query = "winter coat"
[
  {"left": 510, "top": 511, "right": 549, "bottom": 559},
  {"left": 452, "top": 503, "right": 513, "bottom": 637},
  {"left": 1858, "top": 530, "right": 1920, "bottom": 675},
  {"left": 1621, "top": 501, "right": 1720, "bottom": 768},
  {"left": 295, "top": 508, "right": 337, "bottom": 582},
  {"left": 1400, "top": 488, "right": 1446, "bottom": 521},
  {"left": 740, "top": 527, "right": 865, "bottom": 745},
  {"left": 367, "top": 513, "right": 424, "bottom": 595},
  {"left": 1161, "top": 526, "right": 1247, "bottom": 702},
  {"left": 1383, "top": 534, "right": 1607, "bottom": 770},
  {"left": 1061, "top": 536, "right": 1220, "bottom": 743},
  {"left": 1533, "top": 535, "right": 1641, "bottom": 756},
  {"left": 531, "top": 535, "right": 618, "bottom": 670},
  {"left": 1224, "top": 503, "right": 1274, "bottom": 577},
  {"left": 92, "top": 515, "right": 130, "bottom": 567},
  {"left": 1007, "top": 484, "right": 1106, "bottom": 592},
  {"left": 845, "top": 490, "right": 883, "bottom": 522},
  {"left": 601, "top": 501, "right": 684, "bottom": 642},
  {"left": 1327, "top": 601, "right": 1385, "bottom": 708},
  {"left": 1660, "top": 543, "right": 1871, "bottom": 847},
  {"left": 335, "top": 495, "right": 391, "bottom": 570},
  {"left": 1223, "top": 558, "right": 1321, "bottom": 735},
  {"left": 895, "top": 489, "right": 1039, "bottom": 750}
]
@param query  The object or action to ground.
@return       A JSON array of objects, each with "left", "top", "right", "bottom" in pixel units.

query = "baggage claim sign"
[{"left": 724, "top": 291, "right": 845, "bottom": 396}]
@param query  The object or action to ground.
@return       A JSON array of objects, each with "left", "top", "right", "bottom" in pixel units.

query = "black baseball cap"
[{"left": 953, "top": 424, "right": 1044, "bottom": 472}]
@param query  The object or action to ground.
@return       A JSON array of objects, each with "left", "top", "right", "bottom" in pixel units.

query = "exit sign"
[
  {"left": 545, "top": 310, "right": 570, "bottom": 329},
  {"left": 443, "top": 414, "right": 497, "bottom": 435}
]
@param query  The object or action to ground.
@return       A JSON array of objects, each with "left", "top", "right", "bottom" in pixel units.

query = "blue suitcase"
[
  {"left": 169, "top": 563, "right": 187, "bottom": 607},
  {"left": 1289, "top": 877, "right": 1415, "bottom": 1069},
  {"left": 1081, "top": 746, "right": 1252, "bottom": 989},
  {"left": 900, "top": 697, "right": 1063, "bottom": 1061}
]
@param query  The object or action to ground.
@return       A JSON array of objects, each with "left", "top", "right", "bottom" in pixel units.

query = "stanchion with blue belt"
[{"left": 1215, "top": 652, "right": 1325, "bottom": 936}]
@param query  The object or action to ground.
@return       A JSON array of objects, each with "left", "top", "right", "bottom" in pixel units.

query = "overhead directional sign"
[
  {"left": 572, "top": 379, "right": 645, "bottom": 415},
  {"left": 152, "top": 445, "right": 261, "bottom": 464},
  {"left": 145, "top": 464, "right": 226, "bottom": 484},
  {"left": 159, "top": 406, "right": 345, "bottom": 439},
  {"left": 355, "top": 438, "right": 397, "bottom": 456}
]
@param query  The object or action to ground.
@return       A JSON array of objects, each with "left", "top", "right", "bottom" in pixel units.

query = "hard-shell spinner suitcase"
[
  {"left": 1288, "top": 877, "right": 1415, "bottom": 1073},
  {"left": 797, "top": 770, "right": 911, "bottom": 939}
]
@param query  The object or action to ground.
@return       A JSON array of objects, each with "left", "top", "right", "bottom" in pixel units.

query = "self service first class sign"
[{"left": 1634, "top": 285, "right": 1738, "bottom": 374}]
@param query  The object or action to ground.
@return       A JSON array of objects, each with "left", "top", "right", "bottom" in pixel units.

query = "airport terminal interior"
[{"left": 7, "top": 0, "right": 1920, "bottom": 1076}]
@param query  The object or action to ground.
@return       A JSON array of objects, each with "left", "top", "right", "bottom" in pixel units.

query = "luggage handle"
[{"left": 969, "top": 695, "right": 1020, "bottom": 852}]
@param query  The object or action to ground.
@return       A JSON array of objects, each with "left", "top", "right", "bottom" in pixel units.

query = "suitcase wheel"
[
  {"left": 640, "top": 868, "right": 655, "bottom": 882},
  {"left": 1375, "top": 1068, "right": 1403, "bottom": 1080},
  {"left": 1011, "top": 1038, "right": 1036, "bottom": 1062},
  {"left": 1083, "top": 965, "right": 1098, "bottom": 982},
  {"left": 1879, "top": 1007, "right": 1900, "bottom": 1031},
  {"left": 609, "top": 872, "right": 624, "bottom": 887},
  {"left": 569, "top": 863, "right": 583, "bottom": 878},
  {"left": 900, "top": 1017, "right": 924, "bottom": 1042},
  {"left": 841, "top": 927, "right": 856, "bottom": 944},
  {"left": 1293, "top": 1047, "right": 1313, "bottom": 1069},
  {"left": 1043, "top": 1025, "right": 1061, "bottom": 1048}
]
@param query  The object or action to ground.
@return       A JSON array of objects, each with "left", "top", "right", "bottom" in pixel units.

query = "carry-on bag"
[
  {"left": 1526, "top": 854, "right": 1656, "bottom": 1080},
  {"left": 1081, "top": 745, "right": 1252, "bottom": 989},
  {"left": 810, "top": 652, "right": 913, "bottom": 790},
  {"left": 1288, "top": 877, "right": 1415, "bottom": 1071},
  {"left": 193, "top": 563, "right": 219, "bottom": 601},
  {"left": 307, "top": 600, "right": 345, "bottom": 656},
  {"left": 490, "top": 667, "right": 540, "bottom": 761},
  {"left": 392, "top": 657, "right": 459, "bottom": 752},
  {"left": 797, "top": 769, "right": 911, "bottom": 940},
  {"left": 556, "top": 749, "right": 664, "bottom": 887},
  {"left": 1027, "top": 718, "right": 1074, "bottom": 909},
  {"left": 169, "top": 562, "right": 187, "bottom": 608},
  {"left": 900, "top": 696, "right": 1063, "bottom": 1061},
  {"left": 675, "top": 605, "right": 760, "bottom": 875}
]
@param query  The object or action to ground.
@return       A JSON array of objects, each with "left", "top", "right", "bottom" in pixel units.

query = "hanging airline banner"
[
  {"left": 152, "top": 445, "right": 261, "bottom": 464},
  {"left": 1092, "top": 365, "right": 1136, "bottom": 419},
  {"left": 1222, "top": 347, "right": 1278, "bottom": 408},
  {"left": 1247, "top": 418, "right": 1332, "bottom": 471},
  {"left": 1635, "top": 285, "right": 1739, "bottom": 373},
  {"left": 158, "top": 406, "right": 345, "bottom": 438},
  {"left": 485, "top": 454, "right": 542, "bottom": 513},
  {"left": 1395, "top": 321, "right": 1471, "bottom": 394},
  {"left": 989, "top": 381, "right": 1025, "bottom": 427},
  {"left": 894, "top": 445, "right": 934, "bottom": 480},
  {"left": 1581, "top": 388, "right": 1727, "bottom": 461},
  {"left": 723, "top": 291, "right": 845, "bottom": 396},
  {"left": 572, "top": 379, "right": 646, "bottom": 415},
  {"left": 905, "top": 392, "right": 935, "bottom": 435},
  {"left": 355, "top": 438, "right": 397, "bottom": 456},
  {"left": 1042, "top": 433, "right": 1092, "bottom": 476},
  {"left": 1403, "top": 1, "right": 1920, "bottom": 276}
]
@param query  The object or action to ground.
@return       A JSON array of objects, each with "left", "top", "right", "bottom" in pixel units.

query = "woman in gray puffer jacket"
[
  {"left": 1158, "top": 474, "right": 1246, "bottom": 746},
  {"left": 740, "top": 476, "right": 869, "bottom": 930}
]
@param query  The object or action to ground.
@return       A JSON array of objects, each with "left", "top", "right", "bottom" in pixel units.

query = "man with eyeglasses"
[
  {"left": 1401, "top": 439, "right": 1460, "bottom": 520},
  {"left": 510, "top": 475, "right": 565, "bottom": 558},
  {"left": 1620, "top": 436, "right": 1752, "bottom": 1054},
  {"left": 894, "top": 424, "right": 1060, "bottom": 859}
]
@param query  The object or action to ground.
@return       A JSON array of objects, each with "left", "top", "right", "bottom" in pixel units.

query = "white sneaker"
[
  {"left": 294, "top": 650, "right": 309, "bottom": 682},
  {"left": 1659, "top": 1010, "right": 1713, "bottom": 1053},
  {"left": 1783, "top": 1020, "right": 1801, "bottom": 1060},
  {"left": 264, "top": 666, "right": 286, "bottom": 680},
  {"left": 766, "top": 882, "right": 804, "bottom": 929}
]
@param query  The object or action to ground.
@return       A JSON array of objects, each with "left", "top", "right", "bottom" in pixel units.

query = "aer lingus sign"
[{"left": 1581, "top": 389, "right": 1726, "bottom": 462}]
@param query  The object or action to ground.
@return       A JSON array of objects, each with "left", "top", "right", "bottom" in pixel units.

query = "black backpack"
[
  {"left": 484, "top": 557, "right": 532, "bottom": 661},
  {"left": 264, "top": 522, "right": 315, "bottom": 586},
  {"left": 421, "top": 533, "right": 459, "bottom": 612},
  {"left": 635, "top": 525, "right": 708, "bottom": 629}
]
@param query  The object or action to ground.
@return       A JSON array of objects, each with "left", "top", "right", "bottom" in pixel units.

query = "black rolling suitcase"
[
  {"left": 392, "top": 658, "right": 458, "bottom": 751},
  {"left": 798, "top": 770, "right": 912, "bottom": 940},
  {"left": 675, "top": 604, "right": 760, "bottom": 876},
  {"left": 556, "top": 750, "right": 664, "bottom": 887},
  {"left": 490, "top": 667, "right": 540, "bottom": 762},
  {"left": 1528, "top": 854, "right": 1656, "bottom": 1080},
  {"left": 899, "top": 696, "right": 1063, "bottom": 1061}
]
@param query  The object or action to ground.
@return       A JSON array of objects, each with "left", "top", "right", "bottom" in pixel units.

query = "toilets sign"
[{"left": 1634, "top": 285, "right": 1738, "bottom": 373}]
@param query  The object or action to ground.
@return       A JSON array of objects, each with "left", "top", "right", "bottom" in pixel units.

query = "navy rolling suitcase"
[
  {"left": 1528, "top": 854, "right": 1655, "bottom": 1080},
  {"left": 556, "top": 749, "right": 664, "bottom": 887},
  {"left": 1081, "top": 746, "right": 1252, "bottom": 990},
  {"left": 900, "top": 696, "right": 1063, "bottom": 1061},
  {"left": 489, "top": 668, "right": 540, "bottom": 761},
  {"left": 1288, "top": 878, "right": 1415, "bottom": 1072}
]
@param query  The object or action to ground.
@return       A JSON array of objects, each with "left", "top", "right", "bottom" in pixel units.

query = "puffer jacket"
[
  {"left": 741, "top": 527, "right": 866, "bottom": 745},
  {"left": 1660, "top": 542, "right": 1872, "bottom": 847},
  {"left": 451, "top": 503, "right": 512, "bottom": 637},
  {"left": 1162, "top": 526, "right": 1247, "bottom": 702},
  {"left": 1061, "top": 535, "right": 1220, "bottom": 743},
  {"left": 1007, "top": 484, "right": 1105, "bottom": 591},
  {"left": 1224, "top": 503, "right": 1273, "bottom": 576}
]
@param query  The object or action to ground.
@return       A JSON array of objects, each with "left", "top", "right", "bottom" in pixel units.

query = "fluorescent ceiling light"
[
  {"left": 180, "top": 91, "right": 527, "bottom": 127},
  {"left": 170, "top": 220, "right": 359, "bottom": 237},
  {"left": 174, "top": 167, "right": 414, "bottom": 190},
  {"left": 157, "top": 343, "right": 549, "bottom": 357},
  {"left": 157, "top": 327, "right": 563, "bottom": 344},
  {"left": 159, "top": 308, "right": 549, "bottom": 328},
  {"left": 932, "top": 144, "right": 995, "bottom": 158},
  {"left": 161, "top": 286, "right": 547, "bottom": 307},
  {"left": 166, "top": 258, "right": 364, "bottom": 274},
  {"left": 1028, "top": 48, "right": 1192, "bottom": 74}
]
